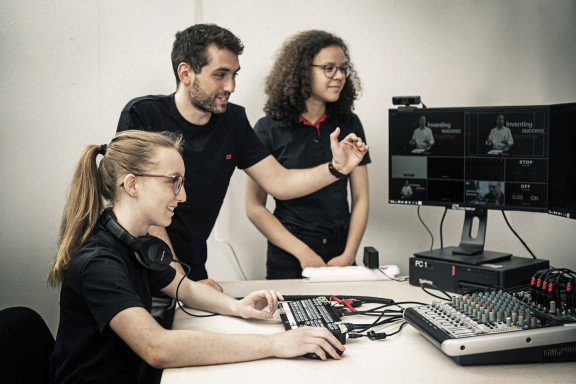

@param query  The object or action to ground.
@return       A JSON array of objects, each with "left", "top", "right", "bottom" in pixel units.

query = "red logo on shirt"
[{"left": 226, "top": 154, "right": 232, "bottom": 160}]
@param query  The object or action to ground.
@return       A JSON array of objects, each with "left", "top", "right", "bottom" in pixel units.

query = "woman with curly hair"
[{"left": 246, "top": 30, "right": 371, "bottom": 279}]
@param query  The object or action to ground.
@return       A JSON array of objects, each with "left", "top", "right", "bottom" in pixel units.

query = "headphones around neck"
[{"left": 100, "top": 209, "right": 173, "bottom": 271}]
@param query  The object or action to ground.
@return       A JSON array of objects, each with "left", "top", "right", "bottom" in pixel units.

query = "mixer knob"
[{"left": 489, "top": 312, "right": 495, "bottom": 322}]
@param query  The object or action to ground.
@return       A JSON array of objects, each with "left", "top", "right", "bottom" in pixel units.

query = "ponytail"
[{"left": 48, "top": 145, "right": 103, "bottom": 287}]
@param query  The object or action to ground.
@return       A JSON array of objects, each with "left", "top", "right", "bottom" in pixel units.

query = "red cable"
[{"left": 331, "top": 296, "right": 356, "bottom": 312}]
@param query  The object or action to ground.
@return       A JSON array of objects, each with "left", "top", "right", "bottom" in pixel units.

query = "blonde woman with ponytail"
[{"left": 48, "top": 130, "right": 344, "bottom": 384}]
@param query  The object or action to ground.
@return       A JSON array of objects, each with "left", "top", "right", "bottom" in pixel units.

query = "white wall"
[{"left": 1, "top": 0, "right": 575, "bottom": 334}]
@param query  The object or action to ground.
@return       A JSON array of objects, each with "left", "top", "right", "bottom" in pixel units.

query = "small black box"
[
  {"left": 409, "top": 256, "right": 549, "bottom": 293},
  {"left": 363, "top": 247, "right": 379, "bottom": 269}
]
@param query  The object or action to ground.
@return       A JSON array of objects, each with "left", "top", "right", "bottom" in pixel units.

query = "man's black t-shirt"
[
  {"left": 117, "top": 94, "right": 270, "bottom": 280},
  {"left": 49, "top": 222, "right": 176, "bottom": 384}
]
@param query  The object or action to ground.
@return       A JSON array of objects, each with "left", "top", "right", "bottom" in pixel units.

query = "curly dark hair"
[
  {"left": 171, "top": 24, "right": 244, "bottom": 86},
  {"left": 263, "top": 30, "right": 361, "bottom": 126}
]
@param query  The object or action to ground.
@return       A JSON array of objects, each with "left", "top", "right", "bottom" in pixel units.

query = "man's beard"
[{"left": 189, "top": 78, "right": 229, "bottom": 114}]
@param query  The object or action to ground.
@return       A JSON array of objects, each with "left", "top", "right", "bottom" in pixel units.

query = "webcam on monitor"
[{"left": 392, "top": 96, "right": 421, "bottom": 106}]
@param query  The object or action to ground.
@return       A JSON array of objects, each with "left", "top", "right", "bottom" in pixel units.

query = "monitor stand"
[{"left": 414, "top": 209, "right": 512, "bottom": 266}]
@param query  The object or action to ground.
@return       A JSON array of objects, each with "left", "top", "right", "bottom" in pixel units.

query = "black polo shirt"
[
  {"left": 254, "top": 113, "right": 371, "bottom": 236},
  {"left": 49, "top": 222, "right": 176, "bottom": 384},
  {"left": 117, "top": 95, "right": 270, "bottom": 280}
]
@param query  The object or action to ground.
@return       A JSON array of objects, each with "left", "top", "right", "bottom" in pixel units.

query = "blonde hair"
[{"left": 48, "top": 130, "right": 184, "bottom": 287}]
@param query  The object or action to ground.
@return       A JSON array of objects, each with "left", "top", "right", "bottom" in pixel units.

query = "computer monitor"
[{"left": 388, "top": 102, "right": 575, "bottom": 265}]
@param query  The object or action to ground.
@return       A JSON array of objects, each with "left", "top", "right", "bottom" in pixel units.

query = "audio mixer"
[{"left": 404, "top": 283, "right": 576, "bottom": 365}]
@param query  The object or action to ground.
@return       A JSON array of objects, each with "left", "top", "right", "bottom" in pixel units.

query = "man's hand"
[
  {"left": 197, "top": 278, "right": 224, "bottom": 292},
  {"left": 330, "top": 127, "right": 369, "bottom": 175}
]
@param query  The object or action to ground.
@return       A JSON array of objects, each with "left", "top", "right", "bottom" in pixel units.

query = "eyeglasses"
[
  {"left": 134, "top": 174, "right": 185, "bottom": 196},
  {"left": 310, "top": 64, "right": 350, "bottom": 79}
]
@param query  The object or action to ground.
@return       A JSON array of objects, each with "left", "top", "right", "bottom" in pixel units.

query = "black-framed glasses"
[
  {"left": 135, "top": 174, "right": 185, "bottom": 196},
  {"left": 310, "top": 64, "right": 350, "bottom": 79}
]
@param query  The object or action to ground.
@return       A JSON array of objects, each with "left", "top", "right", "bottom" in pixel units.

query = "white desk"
[{"left": 161, "top": 280, "right": 576, "bottom": 384}]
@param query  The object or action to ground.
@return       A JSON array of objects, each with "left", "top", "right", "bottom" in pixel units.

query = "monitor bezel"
[{"left": 388, "top": 104, "right": 551, "bottom": 214}]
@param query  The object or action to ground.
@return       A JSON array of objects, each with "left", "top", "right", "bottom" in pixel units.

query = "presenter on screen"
[
  {"left": 485, "top": 181, "right": 504, "bottom": 205},
  {"left": 409, "top": 115, "right": 434, "bottom": 152},
  {"left": 486, "top": 114, "right": 513, "bottom": 152},
  {"left": 400, "top": 180, "right": 413, "bottom": 199}
]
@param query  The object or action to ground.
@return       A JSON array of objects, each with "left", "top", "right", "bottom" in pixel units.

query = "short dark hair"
[
  {"left": 263, "top": 30, "right": 361, "bottom": 126},
  {"left": 171, "top": 24, "right": 244, "bottom": 85}
]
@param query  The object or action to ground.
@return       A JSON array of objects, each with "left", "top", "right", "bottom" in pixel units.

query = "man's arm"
[
  {"left": 327, "top": 165, "right": 369, "bottom": 266},
  {"left": 506, "top": 128, "right": 514, "bottom": 146},
  {"left": 486, "top": 129, "right": 494, "bottom": 146},
  {"left": 410, "top": 128, "right": 417, "bottom": 145},
  {"left": 148, "top": 226, "right": 223, "bottom": 292},
  {"left": 245, "top": 177, "right": 327, "bottom": 269},
  {"left": 427, "top": 129, "right": 435, "bottom": 146},
  {"left": 245, "top": 128, "right": 368, "bottom": 200}
]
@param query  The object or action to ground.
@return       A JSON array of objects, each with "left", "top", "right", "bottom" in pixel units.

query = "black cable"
[
  {"left": 417, "top": 205, "right": 434, "bottom": 251},
  {"left": 348, "top": 315, "right": 404, "bottom": 333},
  {"left": 385, "top": 321, "right": 409, "bottom": 336},
  {"left": 346, "top": 309, "right": 397, "bottom": 332},
  {"left": 501, "top": 210, "right": 537, "bottom": 259},
  {"left": 439, "top": 206, "right": 448, "bottom": 250},
  {"left": 341, "top": 301, "right": 427, "bottom": 317},
  {"left": 420, "top": 282, "right": 453, "bottom": 301},
  {"left": 283, "top": 295, "right": 395, "bottom": 305},
  {"left": 392, "top": 301, "right": 430, "bottom": 307},
  {"left": 347, "top": 320, "right": 403, "bottom": 329},
  {"left": 343, "top": 300, "right": 425, "bottom": 333},
  {"left": 174, "top": 260, "right": 219, "bottom": 318},
  {"left": 346, "top": 308, "right": 403, "bottom": 317},
  {"left": 348, "top": 319, "right": 409, "bottom": 340},
  {"left": 341, "top": 303, "right": 398, "bottom": 315}
]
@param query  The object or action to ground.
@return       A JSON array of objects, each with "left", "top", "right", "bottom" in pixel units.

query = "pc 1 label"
[{"left": 414, "top": 259, "right": 430, "bottom": 269}]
